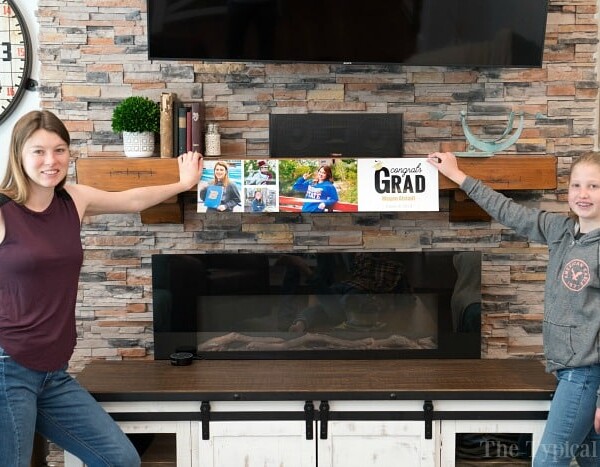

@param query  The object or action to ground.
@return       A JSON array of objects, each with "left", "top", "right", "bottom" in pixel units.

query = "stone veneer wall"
[
  {"left": 30, "top": 0, "right": 597, "bottom": 463},
  {"left": 32, "top": 0, "right": 598, "bottom": 370}
]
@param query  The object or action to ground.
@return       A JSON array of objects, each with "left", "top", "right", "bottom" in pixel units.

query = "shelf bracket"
[
  {"left": 319, "top": 400, "right": 330, "bottom": 440},
  {"left": 304, "top": 400, "right": 315, "bottom": 440},
  {"left": 201, "top": 400, "right": 211, "bottom": 440},
  {"left": 423, "top": 400, "right": 434, "bottom": 440}
]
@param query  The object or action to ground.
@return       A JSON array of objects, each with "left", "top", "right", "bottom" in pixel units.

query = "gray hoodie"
[{"left": 462, "top": 177, "right": 600, "bottom": 380}]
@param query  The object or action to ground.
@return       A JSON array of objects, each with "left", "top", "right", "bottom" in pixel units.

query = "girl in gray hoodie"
[{"left": 429, "top": 151, "right": 600, "bottom": 467}]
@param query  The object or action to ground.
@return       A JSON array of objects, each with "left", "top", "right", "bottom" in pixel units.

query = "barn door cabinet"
[
  {"left": 64, "top": 400, "right": 438, "bottom": 467},
  {"left": 63, "top": 399, "right": 549, "bottom": 467},
  {"left": 198, "top": 400, "right": 438, "bottom": 467},
  {"left": 63, "top": 359, "right": 554, "bottom": 467}
]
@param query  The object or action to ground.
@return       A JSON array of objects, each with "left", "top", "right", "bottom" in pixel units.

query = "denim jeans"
[
  {"left": 0, "top": 345, "right": 140, "bottom": 467},
  {"left": 533, "top": 365, "right": 600, "bottom": 466}
]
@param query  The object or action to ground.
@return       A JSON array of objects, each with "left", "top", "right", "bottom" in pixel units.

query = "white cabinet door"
[
  {"left": 318, "top": 420, "right": 438, "bottom": 467},
  {"left": 198, "top": 420, "right": 316, "bottom": 467}
]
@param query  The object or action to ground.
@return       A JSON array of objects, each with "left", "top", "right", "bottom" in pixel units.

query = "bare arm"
[
  {"left": 66, "top": 151, "right": 203, "bottom": 219},
  {"left": 427, "top": 152, "right": 467, "bottom": 186},
  {"left": 0, "top": 209, "right": 4, "bottom": 244}
]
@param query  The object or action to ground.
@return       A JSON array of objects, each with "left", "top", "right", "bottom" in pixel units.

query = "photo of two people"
[{"left": 243, "top": 160, "right": 278, "bottom": 212}]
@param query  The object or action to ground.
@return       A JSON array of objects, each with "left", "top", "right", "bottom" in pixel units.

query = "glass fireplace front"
[{"left": 152, "top": 251, "right": 481, "bottom": 360}]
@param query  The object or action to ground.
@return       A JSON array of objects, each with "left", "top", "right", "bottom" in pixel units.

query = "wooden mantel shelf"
[
  {"left": 75, "top": 155, "right": 556, "bottom": 223},
  {"left": 437, "top": 154, "right": 556, "bottom": 190},
  {"left": 76, "top": 158, "right": 185, "bottom": 224}
]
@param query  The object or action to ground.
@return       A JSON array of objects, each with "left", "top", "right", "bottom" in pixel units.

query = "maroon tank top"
[{"left": 0, "top": 190, "right": 83, "bottom": 371}]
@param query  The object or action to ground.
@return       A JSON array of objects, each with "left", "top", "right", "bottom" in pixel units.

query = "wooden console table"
[
  {"left": 65, "top": 359, "right": 556, "bottom": 467},
  {"left": 76, "top": 358, "right": 555, "bottom": 402}
]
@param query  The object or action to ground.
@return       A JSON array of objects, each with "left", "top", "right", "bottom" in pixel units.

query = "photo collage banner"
[{"left": 197, "top": 158, "right": 439, "bottom": 213}]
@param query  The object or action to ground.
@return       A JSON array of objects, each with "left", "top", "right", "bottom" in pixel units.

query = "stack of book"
[{"left": 160, "top": 92, "right": 204, "bottom": 158}]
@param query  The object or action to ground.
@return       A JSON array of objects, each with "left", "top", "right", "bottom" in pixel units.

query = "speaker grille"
[{"left": 269, "top": 113, "right": 403, "bottom": 158}]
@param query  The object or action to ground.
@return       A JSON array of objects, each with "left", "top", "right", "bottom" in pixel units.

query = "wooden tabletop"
[{"left": 75, "top": 359, "right": 556, "bottom": 402}]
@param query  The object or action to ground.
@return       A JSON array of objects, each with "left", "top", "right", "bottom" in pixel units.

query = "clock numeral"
[
  {"left": 1, "top": 42, "right": 11, "bottom": 61},
  {"left": 0, "top": 1, "right": 31, "bottom": 122}
]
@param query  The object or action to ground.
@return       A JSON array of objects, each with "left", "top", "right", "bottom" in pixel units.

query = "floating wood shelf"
[
  {"left": 75, "top": 155, "right": 557, "bottom": 224},
  {"left": 438, "top": 155, "right": 557, "bottom": 222},
  {"left": 76, "top": 158, "right": 184, "bottom": 224}
]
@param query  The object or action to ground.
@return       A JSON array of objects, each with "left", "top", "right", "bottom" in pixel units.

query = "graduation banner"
[{"left": 197, "top": 158, "right": 438, "bottom": 213}]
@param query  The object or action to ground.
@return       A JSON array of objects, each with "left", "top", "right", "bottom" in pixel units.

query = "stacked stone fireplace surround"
[
  {"left": 30, "top": 0, "right": 595, "bottom": 369},
  {"left": 30, "top": 0, "right": 593, "bottom": 381},
  {"left": 29, "top": 0, "right": 598, "bottom": 463}
]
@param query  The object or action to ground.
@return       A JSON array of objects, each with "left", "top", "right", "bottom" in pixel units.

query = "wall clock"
[{"left": 0, "top": 0, "right": 34, "bottom": 125}]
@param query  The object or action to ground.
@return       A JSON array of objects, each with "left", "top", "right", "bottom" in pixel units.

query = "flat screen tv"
[
  {"left": 152, "top": 251, "right": 482, "bottom": 360},
  {"left": 146, "top": 0, "right": 548, "bottom": 67}
]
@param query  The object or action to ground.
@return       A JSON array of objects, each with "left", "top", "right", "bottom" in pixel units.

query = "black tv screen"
[{"left": 146, "top": 0, "right": 548, "bottom": 67}]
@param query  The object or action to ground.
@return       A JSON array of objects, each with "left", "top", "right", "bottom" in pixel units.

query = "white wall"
[{"left": 0, "top": 0, "right": 40, "bottom": 179}]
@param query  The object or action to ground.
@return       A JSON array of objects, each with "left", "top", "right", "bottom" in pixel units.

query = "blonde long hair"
[{"left": 0, "top": 110, "right": 70, "bottom": 204}]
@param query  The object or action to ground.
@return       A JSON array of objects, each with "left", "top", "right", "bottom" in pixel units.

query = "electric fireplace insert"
[{"left": 152, "top": 251, "right": 481, "bottom": 360}]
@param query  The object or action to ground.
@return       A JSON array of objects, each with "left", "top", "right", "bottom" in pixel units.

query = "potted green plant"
[{"left": 111, "top": 96, "right": 160, "bottom": 157}]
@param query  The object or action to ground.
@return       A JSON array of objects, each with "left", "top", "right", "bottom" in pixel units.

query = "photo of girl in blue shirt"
[{"left": 292, "top": 165, "right": 339, "bottom": 212}]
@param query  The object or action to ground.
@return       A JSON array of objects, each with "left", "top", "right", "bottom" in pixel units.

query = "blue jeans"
[
  {"left": 0, "top": 345, "right": 140, "bottom": 467},
  {"left": 534, "top": 365, "right": 600, "bottom": 466}
]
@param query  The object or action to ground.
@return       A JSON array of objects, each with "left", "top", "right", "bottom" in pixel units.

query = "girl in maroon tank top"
[{"left": 0, "top": 110, "right": 203, "bottom": 467}]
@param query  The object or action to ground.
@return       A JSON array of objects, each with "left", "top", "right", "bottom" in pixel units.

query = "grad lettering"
[{"left": 374, "top": 167, "right": 426, "bottom": 194}]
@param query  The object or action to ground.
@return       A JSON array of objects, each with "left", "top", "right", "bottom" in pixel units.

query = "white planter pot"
[{"left": 123, "top": 131, "right": 155, "bottom": 157}]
